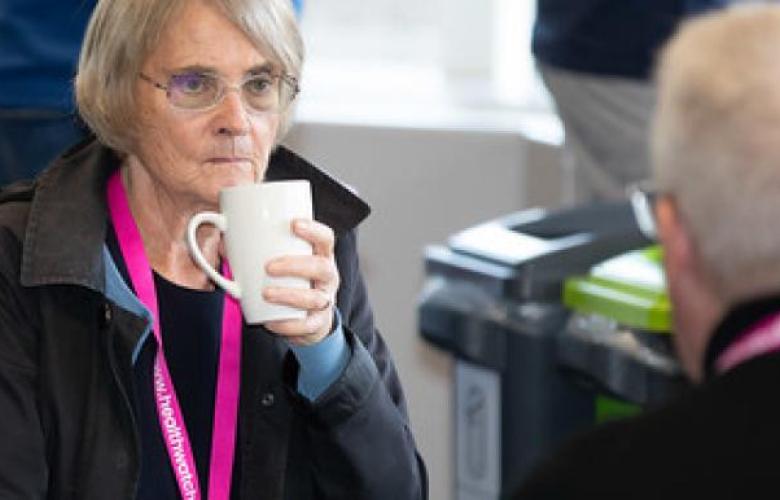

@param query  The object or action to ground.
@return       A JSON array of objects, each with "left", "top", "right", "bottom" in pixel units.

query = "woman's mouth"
[{"left": 207, "top": 157, "right": 253, "bottom": 172}]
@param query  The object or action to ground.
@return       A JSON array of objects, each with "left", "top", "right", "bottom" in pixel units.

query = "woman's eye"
[
  {"left": 172, "top": 74, "right": 211, "bottom": 94},
  {"left": 245, "top": 76, "right": 273, "bottom": 94}
]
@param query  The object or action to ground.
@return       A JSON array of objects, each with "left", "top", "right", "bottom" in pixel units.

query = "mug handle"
[{"left": 186, "top": 212, "right": 242, "bottom": 299}]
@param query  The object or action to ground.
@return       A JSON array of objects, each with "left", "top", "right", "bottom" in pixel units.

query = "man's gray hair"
[
  {"left": 75, "top": 0, "right": 303, "bottom": 153},
  {"left": 652, "top": 4, "right": 780, "bottom": 303}
]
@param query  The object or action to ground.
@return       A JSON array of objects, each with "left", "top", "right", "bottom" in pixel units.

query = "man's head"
[{"left": 652, "top": 4, "right": 780, "bottom": 381}]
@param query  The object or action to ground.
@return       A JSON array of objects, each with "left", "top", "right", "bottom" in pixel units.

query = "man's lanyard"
[
  {"left": 107, "top": 170, "right": 242, "bottom": 500},
  {"left": 716, "top": 311, "right": 780, "bottom": 375}
]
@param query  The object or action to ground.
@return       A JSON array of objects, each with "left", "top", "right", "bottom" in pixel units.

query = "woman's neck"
[{"left": 121, "top": 157, "right": 220, "bottom": 290}]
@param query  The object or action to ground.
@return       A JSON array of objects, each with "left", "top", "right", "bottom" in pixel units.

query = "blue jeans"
[{"left": 0, "top": 109, "right": 87, "bottom": 185}]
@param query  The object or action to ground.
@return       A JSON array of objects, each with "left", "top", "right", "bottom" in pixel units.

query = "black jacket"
[
  {"left": 513, "top": 295, "right": 780, "bottom": 499},
  {"left": 0, "top": 139, "right": 426, "bottom": 499}
]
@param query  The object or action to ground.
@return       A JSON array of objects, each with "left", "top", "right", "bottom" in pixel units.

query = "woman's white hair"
[
  {"left": 75, "top": 0, "right": 303, "bottom": 153},
  {"left": 653, "top": 4, "right": 780, "bottom": 303}
]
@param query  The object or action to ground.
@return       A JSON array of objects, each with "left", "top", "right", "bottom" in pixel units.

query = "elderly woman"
[{"left": 0, "top": 0, "right": 425, "bottom": 499}]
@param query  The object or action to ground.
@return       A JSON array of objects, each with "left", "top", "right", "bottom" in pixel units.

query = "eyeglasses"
[
  {"left": 628, "top": 179, "right": 662, "bottom": 241},
  {"left": 138, "top": 71, "right": 300, "bottom": 113}
]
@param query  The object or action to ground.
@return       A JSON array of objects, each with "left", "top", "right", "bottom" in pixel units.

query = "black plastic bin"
[{"left": 418, "top": 201, "right": 650, "bottom": 500}]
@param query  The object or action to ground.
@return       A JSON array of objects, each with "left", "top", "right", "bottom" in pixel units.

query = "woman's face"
[{"left": 132, "top": 0, "right": 281, "bottom": 209}]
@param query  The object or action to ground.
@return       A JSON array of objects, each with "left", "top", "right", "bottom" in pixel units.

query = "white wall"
[{"left": 284, "top": 116, "right": 563, "bottom": 500}]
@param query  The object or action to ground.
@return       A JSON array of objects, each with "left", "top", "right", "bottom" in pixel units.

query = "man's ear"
[
  {"left": 655, "top": 196, "right": 693, "bottom": 276},
  {"left": 655, "top": 195, "right": 723, "bottom": 382}
]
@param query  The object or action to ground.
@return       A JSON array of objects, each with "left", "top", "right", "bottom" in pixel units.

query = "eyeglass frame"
[
  {"left": 138, "top": 70, "right": 300, "bottom": 114},
  {"left": 627, "top": 179, "right": 667, "bottom": 242}
]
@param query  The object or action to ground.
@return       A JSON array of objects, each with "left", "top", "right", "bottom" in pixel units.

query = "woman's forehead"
[{"left": 146, "top": 1, "right": 272, "bottom": 74}]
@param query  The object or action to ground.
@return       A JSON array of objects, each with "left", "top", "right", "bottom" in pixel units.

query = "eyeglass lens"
[{"left": 167, "top": 72, "right": 291, "bottom": 112}]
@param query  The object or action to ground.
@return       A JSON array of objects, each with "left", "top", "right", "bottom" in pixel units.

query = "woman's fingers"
[
  {"left": 292, "top": 219, "right": 334, "bottom": 257},
  {"left": 264, "top": 311, "right": 332, "bottom": 346},
  {"left": 265, "top": 254, "right": 336, "bottom": 284},
  {"left": 261, "top": 219, "right": 339, "bottom": 344},
  {"left": 263, "top": 286, "right": 331, "bottom": 312}
]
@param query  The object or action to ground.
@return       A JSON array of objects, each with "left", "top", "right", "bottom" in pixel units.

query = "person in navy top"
[
  {"left": 515, "top": 5, "right": 780, "bottom": 498},
  {"left": 532, "top": 0, "right": 728, "bottom": 201},
  {"left": 0, "top": 0, "right": 96, "bottom": 182}
]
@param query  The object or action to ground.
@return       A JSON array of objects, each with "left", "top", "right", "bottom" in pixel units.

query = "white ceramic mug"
[{"left": 186, "top": 180, "right": 313, "bottom": 323}]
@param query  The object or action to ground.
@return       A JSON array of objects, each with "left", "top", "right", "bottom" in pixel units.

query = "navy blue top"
[
  {"left": 0, "top": 0, "right": 95, "bottom": 110},
  {"left": 133, "top": 272, "right": 226, "bottom": 500},
  {"left": 532, "top": 0, "right": 728, "bottom": 79},
  {"left": 107, "top": 227, "right": 230, "bottom": 499},
  {"left": 106, "top": 215, "right": 348, "bottom": 499}
]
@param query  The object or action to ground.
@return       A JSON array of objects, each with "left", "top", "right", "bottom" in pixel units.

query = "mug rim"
[{"left": 220, "top": 179, "right": 311, "bottom": 194}]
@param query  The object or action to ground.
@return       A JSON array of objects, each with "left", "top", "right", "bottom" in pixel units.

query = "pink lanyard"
[
  {"left": 715, "top": 311, "right": 780, "bottom": 375},
  {"left": 107, "top": 170, "right": 242, "bottom": 500}
]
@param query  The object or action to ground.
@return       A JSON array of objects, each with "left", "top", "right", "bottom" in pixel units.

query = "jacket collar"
[
  {"left": 20, "top": 137, "right": 371, "bottom": 292},
  {"left": 703, "top": 293, "right": 780, "bottom": 380}
]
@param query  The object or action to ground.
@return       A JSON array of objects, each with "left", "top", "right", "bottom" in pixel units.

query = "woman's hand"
[{"left": 262, "top": 219, "right": 339, "bottom": 346}]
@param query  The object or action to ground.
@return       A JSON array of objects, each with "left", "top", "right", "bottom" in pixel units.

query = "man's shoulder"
[{"left": 515, "top": 381, "right": 774, "bottom": 499}]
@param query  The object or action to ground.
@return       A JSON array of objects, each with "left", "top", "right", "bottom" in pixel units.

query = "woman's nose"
[{"left": 214, "top": 88, "right": 250, "bottom": 136}]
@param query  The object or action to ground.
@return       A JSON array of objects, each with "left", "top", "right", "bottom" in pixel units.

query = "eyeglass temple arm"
[{"left": 138, "top": 72, "right": 168, "bottom": 91}]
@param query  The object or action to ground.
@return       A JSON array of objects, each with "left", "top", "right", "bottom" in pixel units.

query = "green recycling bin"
[{"left": 559, "top": 246, "right": 688, "bottom": 415}]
